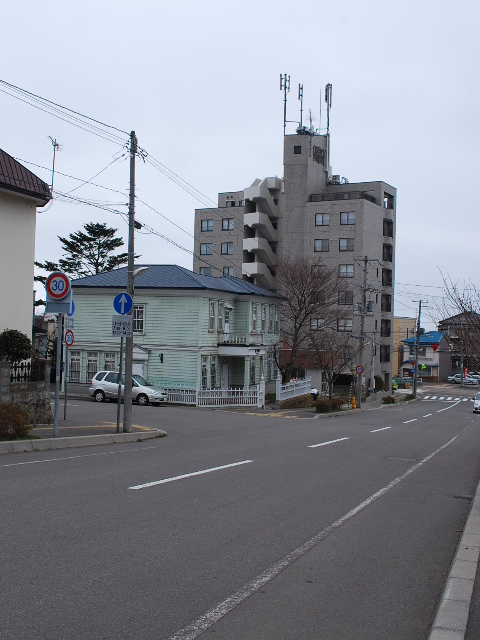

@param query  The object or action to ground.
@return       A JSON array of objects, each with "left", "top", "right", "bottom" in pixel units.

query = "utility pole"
[
  {"left": 280, "top": 73, "right": 290, "bottom": 135},
  {"left": 123, "top": 131, "right": 137, "bottom": 433},
  {"left": 413, "top": 300, "right": 423, "bottom": 398},
  {"left": 371, "top": 332, "right": 376, "bottom": 394},
  {"left": 356, "top": 256, "right": 369, "bottom": 409}
]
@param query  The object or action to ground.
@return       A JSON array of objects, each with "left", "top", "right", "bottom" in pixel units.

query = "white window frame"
[
  {"left": 269, "top": 306, "right": 274, "bottom": 332},
  {"left": 69, "top": 350, "right": 81, "bottom": 383},
  {"left": 209, "top": 301, "right": 216, "bottom": 332},
  {"left": 200, "top": 243, "right": 213, "bottom": 255},
  {"left": 222, "top": 218, "right": 234, "bottom": 230},
  {"left": 252, "top": 304, "right": 257, "bottom": 331},
  {"left": 133, "top": 305, "right": 144, "bottom": 334},
  {"left": 274, "top": 307, "right": 280, "bottom": 333},
  {"left": 218, "top": 303, "right": 224, "bottom": 332},
  {"left": 104, "top": 352, "right": 116, "bottom": 371},
  {"left": 201, "top": 219, "right": 213, "bottom": 232},
  {"left": 261, "top": 306, "right": 266, "bottom": 332}
]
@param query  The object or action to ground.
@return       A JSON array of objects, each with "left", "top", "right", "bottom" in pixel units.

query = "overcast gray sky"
[{"left": 2, "top": 0, "right": 478, "bottom": 329}]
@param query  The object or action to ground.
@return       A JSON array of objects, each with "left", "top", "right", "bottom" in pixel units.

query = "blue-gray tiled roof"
[{"left": 72, "top": 265, "right": 282, "bottom": 299}]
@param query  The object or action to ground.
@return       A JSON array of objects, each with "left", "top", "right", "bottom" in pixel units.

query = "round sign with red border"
[
  {"left": 46, "top": 272, "right": 70, "bottom": 300},
  {"left": 355, "top": 365, "right": 364, "bottom": 374},
  {"left": 64, "top": 330, "right": 74, "bottom": 348}
]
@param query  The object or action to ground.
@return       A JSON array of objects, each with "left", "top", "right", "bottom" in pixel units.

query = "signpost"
[{"left": 112, "top": 293, "right": 133, "bottom": 433}]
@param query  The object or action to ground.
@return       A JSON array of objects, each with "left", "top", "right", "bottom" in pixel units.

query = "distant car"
[
  {"left": 89, "top": 371, "right": 168, "bottom": 405},
  {"left": 473, "top": 392, "right": 480, "bottom": 413},
  {"left": 448, "top": 374, "right": 479, "bottom": 385}
]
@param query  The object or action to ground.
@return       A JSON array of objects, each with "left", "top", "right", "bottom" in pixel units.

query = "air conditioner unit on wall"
[{"left": 331, "top": 175, "right": 341, "bottom": 184}]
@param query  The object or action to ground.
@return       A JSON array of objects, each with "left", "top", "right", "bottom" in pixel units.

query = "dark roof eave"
[{"left": 0, "top": 182, "right": 51, "bottom": 206}]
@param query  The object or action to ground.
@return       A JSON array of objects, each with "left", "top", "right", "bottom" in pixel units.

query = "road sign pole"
[
  {"left": 64, "top": 350, "right": 68, "bottom": 421},
  {"left": 116, "top": 337, "right": 124, "bottom": 434},
  {"left": 53, "top": 313, "right": 63, "bottom": 437}
]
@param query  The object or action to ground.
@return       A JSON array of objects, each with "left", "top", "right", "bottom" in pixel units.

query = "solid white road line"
[
  {"left": 128, "top": 460, "right": 253, "bottom": 490},
  {"left": 165, "top": 432, "right": 466, "bottom": 640},
  {"left": 404, "top": 419, "right": 417, "bottom": 424},
  {"left": 437, "top": 400, "right": 462, "bottom": 413},
  {"left": 308, "top": 437, "right": 349, "bottom": 448},
  {"left": 423, "top": 414, "right": 432, "bottom": 418},
  {"left": 1, "top": 446, "right": 157, "bottom": 468},
  {"left": 370, "top": 427, "right": 391, "bottom": 433}
]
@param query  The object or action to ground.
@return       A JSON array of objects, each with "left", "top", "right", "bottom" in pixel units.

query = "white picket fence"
[
  {"left": 276, "top": 376, "right": 312, "bottom": 402},
  {"left": 165, "top": 378, "right": 265, "bottom": 408}
]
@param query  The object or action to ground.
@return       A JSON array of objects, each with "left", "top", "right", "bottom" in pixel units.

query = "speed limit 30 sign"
[
  {"left": 64, "top": 330, "right": 75, "bottom": 347},
  {"left": 46, "top": 272, "right": 71, "bottom": 299}
]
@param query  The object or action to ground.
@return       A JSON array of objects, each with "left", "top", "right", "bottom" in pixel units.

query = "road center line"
[
  {"left": 307, "top": 437, "right": 349, "bottom": 448},
  {"left": 404, "top": 419, "right": 417, "bottom": 424},
  {"left": 165, "top": 431, "right": 465, "bottom": 640},
  {"left": 370, "top": 427, "right": 391, "bottom": 433},
  {"left": 128, "top": 460, "right": 253, "bottom": 490},
  {"left": 423, "top": 414, "right": 432, "bottom": 418}
]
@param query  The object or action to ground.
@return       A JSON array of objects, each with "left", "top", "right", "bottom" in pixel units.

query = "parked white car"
[
  {"left": 473, "top": 392, "right": 480, "bottom": 413},
  {"left": 89, "top": 371, "right": 167, "bottom": 405},
  {"left": 448, "top": 374, "right": 479, "bottom": 385}
]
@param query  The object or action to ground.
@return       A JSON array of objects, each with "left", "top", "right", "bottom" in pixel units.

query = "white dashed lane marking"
[
  {"left": 370, "top": 427, "right": 391, "bottom": 433},
  {"left": 308, "top": 438, "right": 349, "bottom": 449}
]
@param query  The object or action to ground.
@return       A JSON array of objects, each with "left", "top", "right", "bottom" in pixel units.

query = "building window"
[
  {"left": 337, "top": 318, "right": 353, "bottom": 332},
  {"left": 209, "top": 301, "right": 215, "bottom": 331},
  {"left": 239, "top": 200, "right": 244, "bottom": 207},
  {"left": 338, "top": 291, "right": 353, "bottom": 305},
  {"left": 201, "top": 219, "right": 213, "bottom": 232},
  {"left": 381, "top": 319, "right": 391, "bottom": 338},
  {"left": 315, "top": 213, "right": 330, "bottom": 226},
  {"left": 223, "top": 266, "right": 234, "bottom": 276},
  {"left": 133, "top": 305, "right": 144, "bottom": 333},
  {"left": 381, "top": 294, "right": 392, "bottom": 312},
  {"left": 311, "top": 290, "right": 326, "bottom": 305},
  {"left": 275, "top": 307, "right": 280, "bottom": 333},
  {"left": 201, "top": 356, "right": 208, "bottom": 389},
  {"left": 226, "top": 200, "right": 235, "bottom": 208},
  {"left": 382, "top": 244, "right": 393, "bottom": 262},
  {"left": 104, "top": 353, "right": 116, "bottom": 371},
  {"left": 339, "top": 264, "right": 354, "bottom": 278},
  {"left": 87, "top": 352, "right": 98, "bottom": 381},
  {"left": 200, "top": 243, "right": 212, "bottom": 255},
  {"left": 69, "top": 351, "right": 80, "bottom": 383},
  {"left": 294, "top": 145, "right": 302, "bottom": 154},
  {"left": 380, "top": 345, "right": 391, "bottom": 363},
  {"left": 218, "top": 303, "right": 224, "bottom": 332},
  {"left": 252, "top": 304, "right": 257, "bottom": 331},
  {"left": 199, "top": 267, "right": 212, "bottom": 276},
  {"left": 261, "top": 306, "right": 266, "bottom": 331},
  {"left": 250, "top": 357, "right": 256, "bottom": 385},
  {"left": 221, "top": 242, "right": 233, "bottom": 255},
  {"left": 311, "top": 264, "right": 326, "bottom": 276},
  {"left": 269, "top": 305, "right": 274, "bottom": 332},
  {"left": 340, "top": 211, "right": 355, "bottom": 225},
  {"left": 339, "top": 238, "right": 354, "bottom": 251},
  {"left": 211, "top": 356, "right": 217, "bottom": 388},
  {"left": 311, "top": 318, "right": 325, "bottom": 330},
  {"left": 383, "top": 219, "right": 394, "bottom": 237},
  {"left": 382, "top": 269, "right": 393, "bottom": 287},
  {"left": 314, "top": 239, "right": 329, "bottom": 252},
  {"left": 222, "top": 218, "right": 234, "bottom": 230}
]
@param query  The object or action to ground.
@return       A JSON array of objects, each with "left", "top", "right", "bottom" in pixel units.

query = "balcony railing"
[
  {"left": 218, "top": 333, "right": 265, "bottom": 345},
  {"left": 310, "top": 191, "right": 377, "bottom": 204}
]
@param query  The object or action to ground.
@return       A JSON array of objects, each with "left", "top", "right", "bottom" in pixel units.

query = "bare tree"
[{"left": 273, "top": 257, "right": 348, "bottom": 384}]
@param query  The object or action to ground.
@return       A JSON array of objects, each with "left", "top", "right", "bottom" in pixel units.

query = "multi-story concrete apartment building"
[{"left": 193, "top": 128, "right": 396, "bottom": 389}]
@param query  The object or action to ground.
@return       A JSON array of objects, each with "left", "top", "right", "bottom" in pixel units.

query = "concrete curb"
[
  {"left": 428, "top": 480, "right": 480, "bottom": 639},
  {"left": 0, "top": 429, "right": 167, "bottom": 455}
]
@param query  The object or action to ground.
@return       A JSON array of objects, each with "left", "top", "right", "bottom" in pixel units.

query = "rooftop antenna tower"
[
  {"left": 324, "top": 83, "right": 332, "bottom": 178},
  {"left": 280, "top": 73, "right": 290, "bottom": 135},
  {"left": 298, "top": 83, "right": 304, "bottom": 128},
  {"left": 48, "top": 136, "right": 62, "bottom": 194}
]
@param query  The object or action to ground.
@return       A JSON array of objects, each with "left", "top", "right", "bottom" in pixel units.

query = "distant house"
[
  {"left": 0, "top": 149, "right": 51, "bottom": 339},
  {"left": 392, "top": 317, "right": 416, "bottom": 376},
  {"left": 69, "top": 265, "right": 282, "bottom": 391},
  {"left": 401, "top": 331, "right": 451, "bottom": 382},
  {"left": 438, "top": 312, "right": 480, "bottom": 374}
]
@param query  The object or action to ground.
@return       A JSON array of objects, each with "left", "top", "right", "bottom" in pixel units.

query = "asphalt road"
[{"left": 2, "top": 388, "right": 480, "bottom": 639}]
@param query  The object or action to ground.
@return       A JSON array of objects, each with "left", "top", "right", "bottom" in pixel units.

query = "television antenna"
[
  {"left": 279, "top": 73, "right": 290, "bottom": 135},
  {"left": 48, "top": 136, "right": 62, "bottom": 194}
]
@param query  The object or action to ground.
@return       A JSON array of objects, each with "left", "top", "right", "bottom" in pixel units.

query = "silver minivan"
[{"left": 89, "top": 371, "right": 167, "bottom": 406}]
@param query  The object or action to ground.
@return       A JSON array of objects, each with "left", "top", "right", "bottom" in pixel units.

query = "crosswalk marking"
[
  {"left": 439, "top": 396, "right": 445, "bottom": 400},
  {"left": 447, "top": 397, "right": 452, "bottom": 401},
  {"left": 424, "top": 395, "right": 430, "bottom": 400},
  {"left": 431, "top": 396, "right": 437, "bottom": 400}
]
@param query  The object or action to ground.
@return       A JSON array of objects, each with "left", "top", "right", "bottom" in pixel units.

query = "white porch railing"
[
  {"left": 165, "top": 378, "right": 265, "bottom": 408},
  {"left": 276, "top": 375, "right": 312, "bottom": 402}
]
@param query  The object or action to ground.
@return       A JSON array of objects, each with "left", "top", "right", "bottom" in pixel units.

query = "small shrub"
[
  {"left": 374, "top": 375, "right": 385, "bottom": 391},
  {"left": 280, "top": 394, "right": 313, "bottom": 410},
  {"left": 315, "top": 399, "right": 331, "bottom": 413},
  {"left": 331, "top": 397, "right": 344, "bottom": 410},
  {"left": 0, "top": 403, "right": 32, "bottom": 439},
  {"left": 404, "top": 382, "right": 411, "bottom": 389},
  {"left": 402, "top": 394, "right": 415, "bottom": 402},
  {"left": 382, "top": 395, "right": 396, "bottom": 405}
]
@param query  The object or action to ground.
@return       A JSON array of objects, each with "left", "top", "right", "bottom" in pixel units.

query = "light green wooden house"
[{"left": 68, "top": 265, "right": 282, "bottom": 391}]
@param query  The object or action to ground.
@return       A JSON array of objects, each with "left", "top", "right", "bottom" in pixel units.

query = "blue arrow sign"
[
  {"left": 113, "top": 292, "right": 133, "bottom": 315},
  {"left": 68, "top": 301, "right": 75, "bottom": 316}
]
